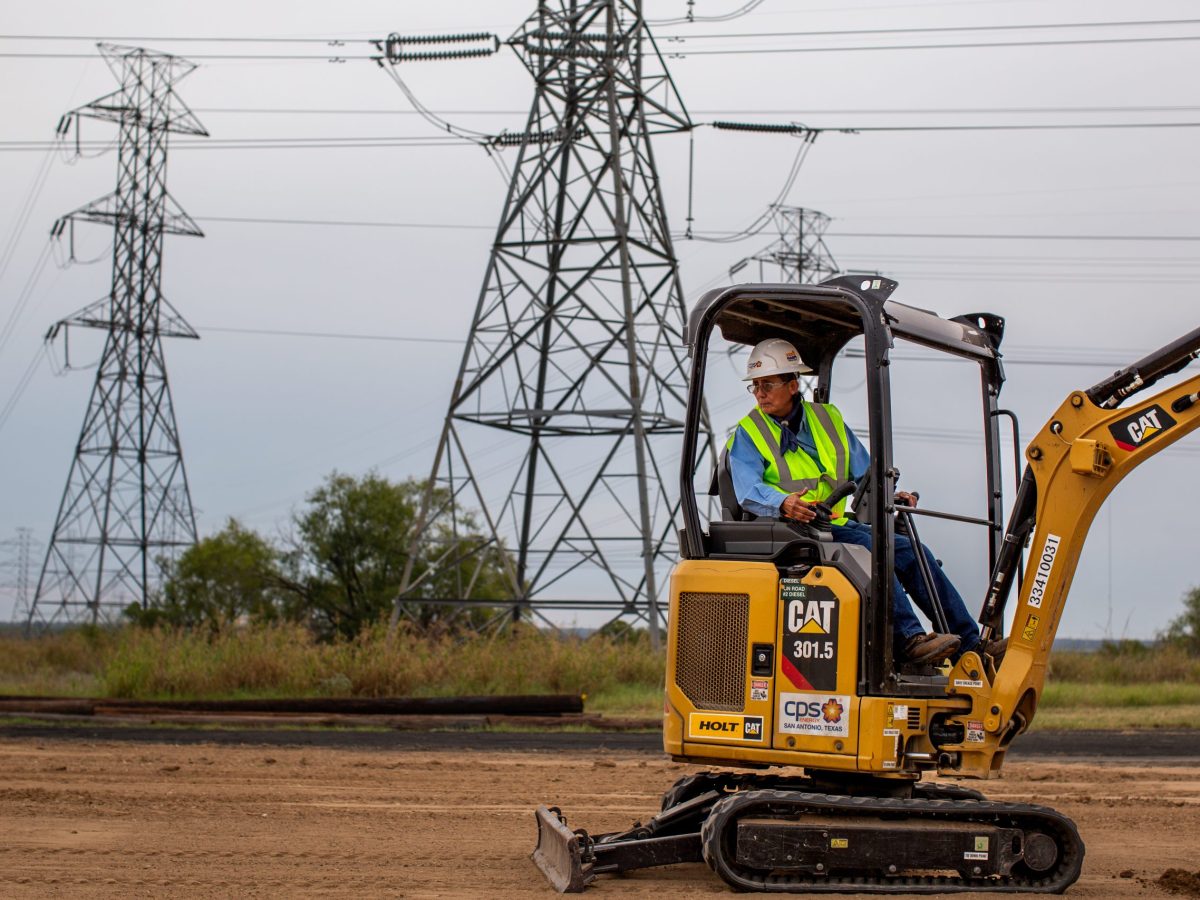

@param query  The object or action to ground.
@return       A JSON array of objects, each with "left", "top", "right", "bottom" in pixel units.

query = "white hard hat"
[{"left": 743, "top": 338, "right": 812, "bottom": 380}]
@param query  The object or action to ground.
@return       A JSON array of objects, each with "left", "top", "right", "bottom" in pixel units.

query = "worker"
[{"left": 728, "top": 337, "right": 1005, "bottom": 664}]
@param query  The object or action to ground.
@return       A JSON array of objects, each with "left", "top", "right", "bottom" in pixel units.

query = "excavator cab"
[
  {"left": 676, "top": 276, "right": 1010, "bottom": 703},
  {"left": 534, "top": 276, "right": 1200, "bottom": 893}
]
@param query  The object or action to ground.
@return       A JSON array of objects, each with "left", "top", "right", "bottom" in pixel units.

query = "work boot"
[{"left": 901, "top": 632, "right": 961, "bottom": 664}]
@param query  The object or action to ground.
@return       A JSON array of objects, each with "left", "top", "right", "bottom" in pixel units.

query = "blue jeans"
[{"left": 831, "top": 519, "right": 981, "bottom": 653}]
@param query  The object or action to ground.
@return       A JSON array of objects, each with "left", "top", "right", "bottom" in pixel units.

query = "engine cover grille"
[
  {"left": 907, "top": 705, "right": 922, "bottom": 730},
  {"left": 675, "top": 591, "right": 749, "bottom": 711}
]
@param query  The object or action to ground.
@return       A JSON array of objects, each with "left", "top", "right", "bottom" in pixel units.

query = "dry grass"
[
  {"left": 0, "top": 627, "right": 1195, "bottom": 727},
  {"left": 1, "top": 624, "right": 667, "bottom": 702},
  {"left": 0, "top": 627, "right": 111, "bottom": 696}
]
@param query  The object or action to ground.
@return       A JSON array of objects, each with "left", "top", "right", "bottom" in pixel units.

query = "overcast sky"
[{"left": 0, "top": 0, "right": 1197, "bottom": 638}]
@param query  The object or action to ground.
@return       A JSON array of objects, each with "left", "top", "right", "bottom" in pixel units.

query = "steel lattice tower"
[
  {"left": 29, "top": 44, "right": 206, "bottom": 627},
  {"left": 736, "top": 206, "right": 840, "bottom": 284},
  {"left": 13, "top": 528, "right": 33, "bottom": 627},
  {"left": 396, "top": 0, "right": 712, "bottom": 644}
]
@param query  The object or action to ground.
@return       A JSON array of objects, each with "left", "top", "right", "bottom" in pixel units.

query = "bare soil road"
[{"left": 0, "top": 735, "right": 1197, "bottom": 898}]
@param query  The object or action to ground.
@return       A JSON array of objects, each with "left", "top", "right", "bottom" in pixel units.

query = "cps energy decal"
[
  {"left": 1108, "top": 403, "right": 1177, "bottom": 452},
  {"left": 777, "top": 692, "right": 850, "bottom": 737}
]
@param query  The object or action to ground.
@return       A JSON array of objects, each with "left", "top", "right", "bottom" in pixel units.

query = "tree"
[
  {"left": 1161, "top": 586, "right": 1200, "bottom": 656},
  {"left": 129, "top": 519, "right": 285, "bottom": 629},
  {"left": 284, "top": 472, "right": 513, "bottom": 638}
]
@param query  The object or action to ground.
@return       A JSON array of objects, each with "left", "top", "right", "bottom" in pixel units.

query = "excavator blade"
[{"left": 532, "top": 806, "right": 594, "bottom": 893}]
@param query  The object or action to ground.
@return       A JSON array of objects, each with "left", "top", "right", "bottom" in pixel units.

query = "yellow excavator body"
[{"left": 532, "top": 277, "right": 1200, "bottom": 893}]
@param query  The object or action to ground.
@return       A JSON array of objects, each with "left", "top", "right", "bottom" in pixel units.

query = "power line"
[
  {"left": 190, "top": 104, "right": 1200, "bottom": 116},
  {"left": 0, "top": 33, "right": 378, "bottom": 43},
  {"left": 863, "top": 346, "right": 1172, "bottom": 367},
  {"left": 5, "top": 18, "right": 1197, "bottom": 45},
  {"left": 0, "top": 148, "right": 57, "bottom": 288},
  {"left": 0, "top": 51, "right": 380, "bottom": 61},
  {"left": 807, "top": 231, "right": 1200, "bottom": 242},
  {"left": 6, "top": 32, "right": 1200, "bottom": 62},
  {"left": 179, "top": 325, "right": 1186, "bottom": 373},
  {"left": 0, "top": 136, "right": 476, "bottom": 152},
  {"left": 0, "top": 240, "right": 54, "bottom": 358},
  {"left": 197, "top": 107, "right": 524, "bottom": 114},
  {"left": 885, "top": 272, "right": 1200, "bottom": 285},
  {"left": 665, "top": 34, "right": 1200, "bottom": 56},
  {"left": 867, "top": 422, "right": 1200, "bottom": 456},
  {"left": 181, "top": 216, "right": 1200, "bottom": 243},
  {"left": 817, "top": 121, "right": 1200, "bottom": 133},
  {"left": 648, "top": 0, "right": 766, "bottom": 26},
  {"left": 0, "top": 346, "right": 46, "bottom": 437},
  {"left": 6, "top": 116, "right": 1198, "bottom": 156},
  {"left": 194, "top": 215, "right": 494, "bottom": 229},
  {"left": 0, "top": 122, "right": 1185, "bottom": 155},
  {"left": 655, "top": 17, "right": 1200, "bottom": 40},
  {"left": 837, "top": 252, "right": 1200, "bottom": 265},
  {"left": 200, "top": 325, "right": 463, "bottom": 344}
]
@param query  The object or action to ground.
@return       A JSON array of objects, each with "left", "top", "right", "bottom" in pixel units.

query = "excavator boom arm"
[{"left": 986, "top": 325, "right": 1200, "bottom": 737}]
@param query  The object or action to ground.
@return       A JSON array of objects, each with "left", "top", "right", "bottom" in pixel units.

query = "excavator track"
[
  {"left": 699, "top": 789, "right": 1084, "bottom": 894},
  {"left": 533, "top": 775, "right": 1080, "bottom": 893}
]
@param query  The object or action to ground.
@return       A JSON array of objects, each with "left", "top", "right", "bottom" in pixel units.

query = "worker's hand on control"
[
  {"left": 895, "top": 490, "right": 919, "bottom": 508},
  {"left": 781, "top": 494, "right": 817, "bottom": 522}
]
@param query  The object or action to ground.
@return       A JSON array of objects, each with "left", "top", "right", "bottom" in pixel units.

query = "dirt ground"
[{"left": 0, "top": 737, "right": 1197, "bottom": 899}]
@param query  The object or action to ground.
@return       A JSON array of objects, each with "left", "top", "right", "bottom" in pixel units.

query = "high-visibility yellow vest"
[{"left": 733, "top": 402, "right": 852, "bottom": 524}]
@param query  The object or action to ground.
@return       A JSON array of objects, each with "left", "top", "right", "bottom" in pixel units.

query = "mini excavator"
[{"left": 532, "top": 277, "right": 1200, "bottom": 893}]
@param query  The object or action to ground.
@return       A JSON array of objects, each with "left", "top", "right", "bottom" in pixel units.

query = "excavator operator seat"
[
  {"left": 710, "top": 449, "right": 753, "bottom": 522},
  {"left": 705, "top": 449, "right": 873, "bottom": 584}
]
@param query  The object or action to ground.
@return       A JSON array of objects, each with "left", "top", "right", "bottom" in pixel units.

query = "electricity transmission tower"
[
  {"left": 0, "top": 528, "right": 34, "bottom": 626},
  {"left": 30, "top": 44, "right": 206, "bottom": 628},
  {"left": 395, "top": 0, "right": 712, "bottom": 645},
  {"left": 13, "top": 527, "right": 33, "bottom": 626},
  {"left": 732, "top": 206, "right": 840, "bottom": 284}
]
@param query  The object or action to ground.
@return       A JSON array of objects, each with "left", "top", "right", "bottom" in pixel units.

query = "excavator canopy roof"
[{"left": 686, "top": 276, "right": 1004, "bottom": 371}]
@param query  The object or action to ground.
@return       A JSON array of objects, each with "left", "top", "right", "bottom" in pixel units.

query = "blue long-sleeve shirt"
[{"left": 728, "top": 400, "right": 870, "bottom": 518}]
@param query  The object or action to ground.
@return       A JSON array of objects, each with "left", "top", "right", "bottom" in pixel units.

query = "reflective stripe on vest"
[{"left": 737, "top": 402, "right": 852, "bottom": 524}]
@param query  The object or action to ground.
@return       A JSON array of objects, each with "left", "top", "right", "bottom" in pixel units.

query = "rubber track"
[{"left": 699, "top": 789, "right": 1084, "bottom": 894}]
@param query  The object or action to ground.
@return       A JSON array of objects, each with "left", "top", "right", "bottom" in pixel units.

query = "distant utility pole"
[
  {"left": 392, "top": 0, "right": 713, "bottom": 646},
  {"left": 30, "top": 44, "right": 206, "bottom": 629},
  {"left": 0, "top": 528, "right": 34, "bottom": 626},
  {"left": 13, "top": 527, "right": 33, "bottom": 627},
  {"left": 731, "top": 206, "right": 840, "bottom": 284}
]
